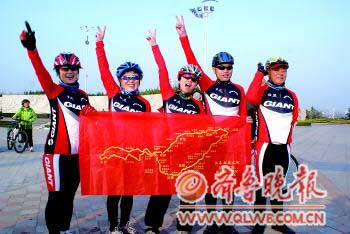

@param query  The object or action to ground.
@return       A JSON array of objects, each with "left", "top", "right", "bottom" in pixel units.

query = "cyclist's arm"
[
  {"left": 237, "top": 84, "right": 247, "bottom": 119},
  {"left": 291, "top": 91, "right": 299, "bottom": 126},
  {"left": 151, "top": 44, "right": 175, "bottom": 100},
  {"left": 96, "top": 41, "right": 120, "bottom": 98},
  {"left": 246, "top": 71, "right": 266, "bottom": 107},
  {"left": 193, "top": 98, "right": 206, "bottom": 114},
  {"left": 12, "top": 113, "right": 18, "bottom": 120},
  {"left": 179, "top": 35, "right": 213, "bottom": 91},
  {"left": 286, "top": 90, "right": 299, "bottom": 144},
  {"left": 12, "top": 108, "right": 22, "bottom": 120},
  {"left": 27, "top": 50, "right": 61, "bottom": 99},
  {"left": 138, "top": 96, "right": 152, "bottom": 112}
]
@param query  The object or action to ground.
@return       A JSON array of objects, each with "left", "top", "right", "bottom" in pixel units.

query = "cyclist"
[
  {"left": 175, "top": 15, "right": 246, "bottom": 234},
  {"left": 144, "top": 29, "right": 204, "bottom": 234},
  {"left": 246, "top": 57, "right": 298, "bottom": 234},
  {"left": 20, "top": 22, "right": 92, "bottom": 234},
  {"left": 95, "top": 26, "right": 151, "bottom": 234},
  {"left": 12, "top": 99, "right": 37, "bottom": 152}
]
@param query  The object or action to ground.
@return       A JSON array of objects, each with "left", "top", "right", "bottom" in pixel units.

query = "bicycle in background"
[{"left": 7, "top": 119, "right": 29, "bottom": 153}]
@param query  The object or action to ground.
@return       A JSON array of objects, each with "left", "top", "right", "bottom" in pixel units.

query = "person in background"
[{"left": 12, "top": 99, "right": 37, "bottom": 152}]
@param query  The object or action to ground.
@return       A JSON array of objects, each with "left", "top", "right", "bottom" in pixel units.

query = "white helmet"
[{"left": 178, "top": 64, "right": 202, "bottom": 80}]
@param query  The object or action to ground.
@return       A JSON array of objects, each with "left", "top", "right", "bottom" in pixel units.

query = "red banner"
[{"left": 79, "top": 112, "right": 251, "bottom": 195}]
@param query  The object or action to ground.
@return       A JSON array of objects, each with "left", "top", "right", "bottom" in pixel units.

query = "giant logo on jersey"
[
  {"left": 58, "top": 91, "right": 89, "bottom": 116},
  {"left": 166, "top": 97, "right": 200, "bottom": 114},
  {"left": 113, "top": 101, "right": 142, "bottom": 112},
  {"left": 168, "top": 104, "right": 198, "bottom": 114},
  {"left": 209, "top": 93, "right": 240, "bottom": 104},
  {"left": 64, "top": 102, "right": 86, "bottom": 110},
  {"left": 262, "top": 88, "right": 294, "bottom": 113},
  {"left": 44, "top": 155, "right": 54, "bottom": 187},
  {"left": 206, "top": 83, "right": 241, "bottom": 108},
  {"left": 112, "top": 95, "right": 146, "bottom": 112},
  {"left": 263, "top": 101, "right": 294, "bottom": 110},
  {"left": 47, "top": 107, "right": 57, "bottom": 146}
]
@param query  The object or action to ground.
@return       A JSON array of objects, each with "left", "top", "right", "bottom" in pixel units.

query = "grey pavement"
[{"left": 0, "top": 121, "right": 349, "bottom": 233}]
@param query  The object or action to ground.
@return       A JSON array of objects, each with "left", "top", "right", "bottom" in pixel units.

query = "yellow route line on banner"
[{"left": 99, "top": 128, "right": 237, "bottom": 176}]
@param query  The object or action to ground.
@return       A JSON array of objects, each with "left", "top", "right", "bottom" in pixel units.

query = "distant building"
[{"left": 298, "top": 108, "right": 307, "bottom": 120}]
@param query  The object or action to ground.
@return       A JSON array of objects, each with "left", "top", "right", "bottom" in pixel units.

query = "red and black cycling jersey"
[
  {"left": 179, "top": 36, "right": 246, "bottom": 117},
  {"left": 151, "top": 45, "right": 205, "bottom": 115},
  {"left": 96, "top": 41, "right": 151, "bottom": 112},
  {"left": 27, "top": 50, "right": 89, "bottom": 155},
  {"left": 246, "top": 71, "right": 299, "bottom": 144}
]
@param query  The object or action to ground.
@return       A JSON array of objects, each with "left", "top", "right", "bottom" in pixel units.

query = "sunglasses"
[
  {"left": 216, "top": 65, "right": 233, "bottom": 71},
  {"left": 182, "top": 74, "right": 199, "bottom": 82},
  {"left": 60, "top": 65, "right": 79, "bottom": 71},
  {"left": 121, "top": 75, "right": 141, "bottom": 81}
]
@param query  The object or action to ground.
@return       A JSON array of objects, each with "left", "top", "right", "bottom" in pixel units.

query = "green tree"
[
  {"left": 346, "top": 108, "right": 350, "bottom": 119},
  {"left": 24, "top": 90, "right": 44, "bottom": 95},
  {"left": 306, "top": 106, "right": 323, "bottom": 119}
]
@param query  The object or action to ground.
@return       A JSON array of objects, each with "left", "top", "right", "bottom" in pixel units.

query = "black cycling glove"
[
  {"left": 20, "top": 21, "right": 36, "bottom": 51},
  {"left": 257, "top": 63, "right": 268, "bottom": 76}
]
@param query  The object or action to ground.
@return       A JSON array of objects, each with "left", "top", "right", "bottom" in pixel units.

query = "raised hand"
[
  {"left": 146, "top": 29, "right": 157, "bottom": 46},
  {"left": 19, "top": 21, "right": 36, "bottom": 51},
  {"left": 175, "top": 15, "right": 187, "bottom": 37},
  {"left": 96, "top": 26, "right": 106, "bottom": 42},
  {"left": 257, "top": 62, "right": 268, "bottom": 76}
]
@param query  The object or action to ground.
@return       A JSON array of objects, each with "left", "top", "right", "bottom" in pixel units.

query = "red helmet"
[{"left": 53, "top": 53, "right": 81, "bottom": 69}]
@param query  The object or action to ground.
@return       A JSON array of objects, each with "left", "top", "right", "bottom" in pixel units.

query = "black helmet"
[{"left": 212, "top": 52, "right": 234, "bottom": 67}]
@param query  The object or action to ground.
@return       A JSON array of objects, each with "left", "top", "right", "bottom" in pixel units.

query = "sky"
[{"left": 0, "top": 0, "right": 349, "bottom": 113}]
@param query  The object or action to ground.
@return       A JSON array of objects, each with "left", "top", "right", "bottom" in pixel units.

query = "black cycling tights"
[
  {"left": 107, "top": 195, "right": 133, "bottom": 231},
  {"left": 145, "top": 195, "right": 195, "bottom": 232},
  {"left": 255, "top": 143, "right": 289, "bottom": 213},
  {"left": 45, "top": 155, "right": 80, "bottom": 234}
]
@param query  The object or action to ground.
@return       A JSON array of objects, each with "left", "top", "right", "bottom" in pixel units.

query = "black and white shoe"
[{"left": 145, "top": 227, "right": 160, "bottom": 234}]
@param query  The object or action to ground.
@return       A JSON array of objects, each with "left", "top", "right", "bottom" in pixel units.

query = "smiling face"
[
  {"left": 58, "top": 66, "right": 79, "bottom": 84},
  {"left": 212, "top": 63, "right": 233, "bottom": 82},
  {"left": 179, "top": 74, "right": 198, "bottom": 94},
  {"left": 119, "top": 71, "right": 141, "bottom": 92},
  {"left": 23, "top": 102, "right": 30, "bottom": 108},
  {"left": 268, "top": 66, "right": 287, "bottom": 85}
]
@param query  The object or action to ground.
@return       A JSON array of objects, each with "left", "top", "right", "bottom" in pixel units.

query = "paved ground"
[{"left": 0, "top": 119, "right": 349, "bottom": 233}]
